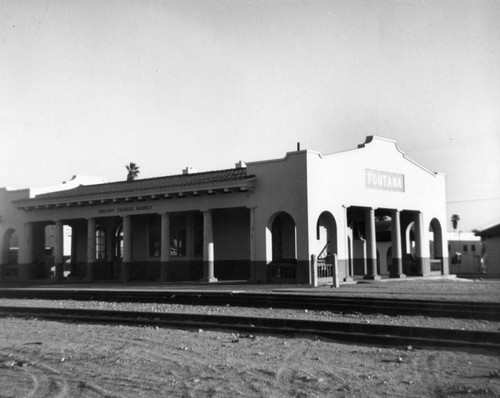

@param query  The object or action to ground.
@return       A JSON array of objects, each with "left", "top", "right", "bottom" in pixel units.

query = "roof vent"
[
  {"left": 182, "top": 167, "right": 198, "bottom": 175},
  {"left": 235, "top": 160, "right": 246, "bottom": 168}
]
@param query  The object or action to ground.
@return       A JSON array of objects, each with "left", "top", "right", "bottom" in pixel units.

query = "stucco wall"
[
  {"left": 305, "top": 136, "right": 448, "bottom": 276},
  {"left": 213, "top": 208, "right": 250, "bottom": 261},
  {"left": 246, "top": 151, "right": 310, "bottom": 282}
]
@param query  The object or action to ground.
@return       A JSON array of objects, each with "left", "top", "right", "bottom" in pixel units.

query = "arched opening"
[
  {"left": 316, "top": 211, "right": 339, "bottom": 280},
  {"left": 404, "top": 222, "right": 416, "bottom": 275},
  {"left": 2, "top": 229, "right": 18, "bottom": 279},
  {"left": 429, "top": 219, "right": 443, "bottom": 259},
  {"left": 429, "top": 218, "right": 444, "bottom": 272},
  {"left": 316, "top": 211, "right": 338, "bottom": 259},
  {"left": 2, "top": 229, "right": 17, "bottom": 264},
  {"left": 270, "top": 212, "right": 296, "bottom": 263},
  {"left": 405, "top": 222, "right": 415, "bottom": 255},
  {"left": 266, "top": 212, "right": 297, "bottom": 282}
]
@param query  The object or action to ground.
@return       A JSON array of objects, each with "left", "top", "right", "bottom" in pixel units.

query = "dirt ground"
[
  {"left": 0, "top": 317, "right": 499, "bottom": 398},
  {"left": 0, "top": 279, "right": 499, "bottom": 397}
]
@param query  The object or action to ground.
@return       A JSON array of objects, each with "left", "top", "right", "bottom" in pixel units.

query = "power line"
[{"left": 447, "top": 197, "right": 500, "bottom": 204}]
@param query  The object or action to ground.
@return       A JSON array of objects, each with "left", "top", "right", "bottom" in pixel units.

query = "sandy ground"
[
  {"left": 0, "top": 317, "right": 499, "bottom": 398},
  {"left": 1, "top": 279, "right": 499, "bottom": 397}
]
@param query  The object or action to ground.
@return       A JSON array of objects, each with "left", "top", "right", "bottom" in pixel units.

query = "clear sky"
[{"left": 1, "top": 0, "right": 499, "bottom": 232}]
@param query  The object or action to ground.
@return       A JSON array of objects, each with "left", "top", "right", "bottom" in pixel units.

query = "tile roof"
[{"left": 27, "top": 168, "right": 254, "bottom": 202}]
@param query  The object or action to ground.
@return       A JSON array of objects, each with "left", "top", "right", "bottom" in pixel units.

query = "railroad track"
[
  {"left": 1, "top": 305, "right": 499, "bottom": 351},
  {"left": 0, "top": 288, "right": 499, "bottom": 321}
]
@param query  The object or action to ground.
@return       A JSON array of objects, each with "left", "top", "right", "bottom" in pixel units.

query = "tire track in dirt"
[
  {"left": 274, "top": 343, "right": 323, "bottom": 396},
  {"left": 426, "top": 353, "right": 447, "bottom": 398},
  {"left": 1, "top": 348, "right": 118, "bottom": 398}
]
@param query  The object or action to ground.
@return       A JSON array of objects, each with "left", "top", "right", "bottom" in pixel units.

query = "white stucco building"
[{"left": 0, "top": 136, "right": 449, "bottom": 284}]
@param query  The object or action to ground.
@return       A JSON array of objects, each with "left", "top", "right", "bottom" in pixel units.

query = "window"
[
  {"left": 471, "top": 244, "right": 476, "bottom": 252},
  {"left": 96, "top": 227, "right": 106, "bottom": 260},
  {"left": 452, "top": 252, "right": 462, "bottom": 264},
  {"left": 463, "top": 244, "right": 468, "bottom": 252}
]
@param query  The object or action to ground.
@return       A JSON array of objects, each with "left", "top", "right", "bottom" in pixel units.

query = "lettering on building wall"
[
  {"left": 98, "top": 205, "right": 153, "bottom": 214},
  {"left": 365, "top": 169, "right": 405, "bottom": 192}
]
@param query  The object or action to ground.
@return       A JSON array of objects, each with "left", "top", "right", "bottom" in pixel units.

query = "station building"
[{"left": 0, "top": 136, "right": 449, "bottom": 284}]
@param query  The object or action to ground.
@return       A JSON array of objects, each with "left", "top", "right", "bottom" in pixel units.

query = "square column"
[
  {"left": 86, "top": 218, "right": 96, "bottom": 281},
  {"left": 390, "top": 210, "right": 405, "bottom": 278},
  {"left": 202, "top": 210, "right": 217, "bottom": 283},
  {"left": 249, "top": 207, "right": 257, "bottom": 283},
  {"left": 160, "top": 213, "right": 171, "bottom": 282},
  {"left": 364, "top": 208, "right": 381, "bottom": 280},
  {"left": 342, "top": 206, "right": 353, "bottom": 282},
  {"left": 415, "top": 212, "right": 431, "bottom": 276},
  {"left": 54, "top": 220, "right": 64, "bottom": 280},
  {"left": 17, "top": 222, "right": 34, "bottom": 281}
]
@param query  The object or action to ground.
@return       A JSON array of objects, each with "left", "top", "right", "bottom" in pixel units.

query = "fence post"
[
  {"left": 310, "top": 255, "right": 318, "bottom": 287},
  {"left": 332, "top": 253, "right": 340, "bottom": 288}
]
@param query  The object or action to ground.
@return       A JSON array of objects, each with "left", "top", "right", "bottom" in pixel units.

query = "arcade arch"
[
  {"left": 268, "top": 212, "right": 297, "bottom": 263},
  {"left": 265, "top": 211, "right": 297, "bottom": 282},
  {"left": 429, "top": 218, "right": 444, "bottom": 272},
  {"left": 316, "top": 211, "right": 337, "bottom": 259},
  {"left": 1, "top": 229, "right": 18, "bottom": 279},
  {"left": 429, "top": 218, "right": 443, "bottom": 259},
  {"left": 2, "top": 228, "right": 18, "bottom": 266}
]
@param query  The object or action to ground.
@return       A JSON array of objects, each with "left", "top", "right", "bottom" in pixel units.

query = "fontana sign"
[{"left": 365, "top": 169, "right": 405, "bottom": 192}]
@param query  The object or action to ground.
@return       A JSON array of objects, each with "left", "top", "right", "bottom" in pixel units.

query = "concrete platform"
[{"left": 1, "top": 275, "right": 499, "bottom": 302}]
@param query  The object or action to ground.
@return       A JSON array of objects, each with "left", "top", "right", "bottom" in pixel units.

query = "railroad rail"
[
  {"left": 0, "top": 306, "right": 499, "bottom": 351},
  {"left": 0, "top": 288, "right": 499, "bottom": 321}
]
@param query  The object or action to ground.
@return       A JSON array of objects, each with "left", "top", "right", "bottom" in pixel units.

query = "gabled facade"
[{"left": 0, "top": 136, "right": 449, "bottom": 284}]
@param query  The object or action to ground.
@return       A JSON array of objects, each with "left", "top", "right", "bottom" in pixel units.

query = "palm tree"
[
  {"left": 126, "top": 162, "right": 140, "bottom": 182},
  {"left": 451, "top": 214, "right": 460, "bottom": 231}
]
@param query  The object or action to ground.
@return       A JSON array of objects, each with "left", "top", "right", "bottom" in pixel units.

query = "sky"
[{"left": 1, "top": 0, "right": 499, "bottom": 232}]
